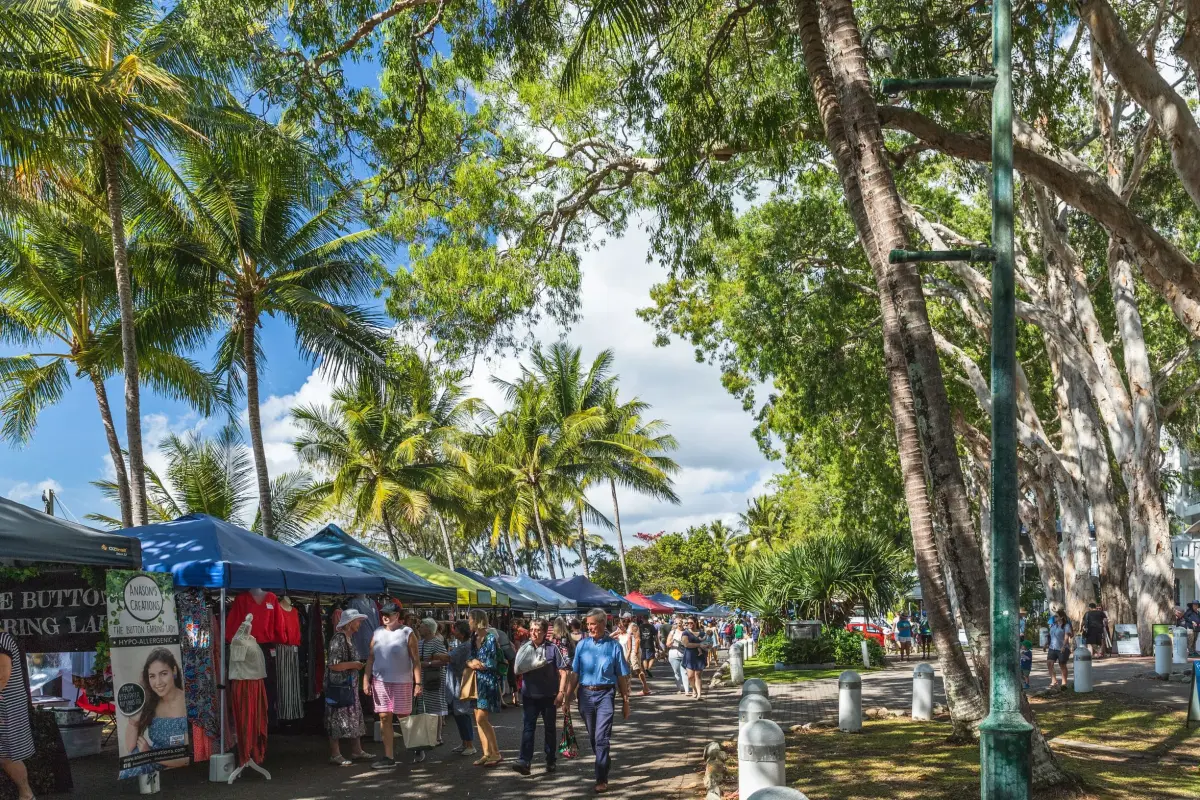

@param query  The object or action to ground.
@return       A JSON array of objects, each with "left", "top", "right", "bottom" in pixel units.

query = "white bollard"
[
  {"left": 861, "top": 638, "right": 870, "bottom": 668},
  {"left": 739, "top": 694, "right": 773, "bottom": 743},
  {"left": 739, "top": 719, "right": 786, "bottom": 798},
  {"left": 1038, "top": 626, "right": 1048, "bottom": 648},
  {"left": 838, "top": 670, "right": 862, "bottom": 733},
  {"left": 1173, "top": 626, "right": 1189, "bottom": 665},
  {"left": 911, "top": 663, "right": 934, "bottom": 720},
  {"left": 1073, "top": 645, "right": 1093, "bottom": 693},
  {"left": 745, "top": 637, "right": 756, "bottom": 659},
  {"left": 730, "top": 641, "right": 746, "bottom": 684},
  {"left": 746, "top": 788, "right": 811, "bottom": 800},
  {"left": 1155, "top": 633, "right": 1172, "bottom": 677},
  {"left": 742, "top": 678, "right": 770, "bottom": 700}
]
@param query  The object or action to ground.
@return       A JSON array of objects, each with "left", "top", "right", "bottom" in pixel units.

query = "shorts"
[
  {"left": 641, "top": 644, "right": 656, "bottom": 661},
  {"left": 1085, "top": 629, "right": 1104, "bottom": 646},
  {"left": 371, "top": 678, "right": 413, "bottom": 715},
  {"left": 897, "top": 635, "right": 912, "bottom": 645},
  {"left": 1047, "top": 648, "right": 1069, "bottom": 666}
]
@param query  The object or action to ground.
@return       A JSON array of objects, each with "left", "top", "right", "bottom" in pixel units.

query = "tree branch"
[{"left": 312, "top": 0, "right": 433, "bottom": 67}]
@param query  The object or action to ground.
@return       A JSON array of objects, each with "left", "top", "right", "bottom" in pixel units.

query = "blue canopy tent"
[
  {"left": 492, "top": 574, "right": 577, "bottom": 613},
  {"left": 126, "top": 514, "right": 387, "bottom": 594},
  {"left": 649, "top": 592, "right": 700, "bottom": 614},
  {"left": 293, "top": 525, "right": 457, "bottom": 604},
  {"left": 455, "top": 568, "right": 541, "bottom": 613},
  {"left": 541, "top": 575, "right": 626, "bottom": 611},
  {"left": 699, "top": 603, "right": 733, "bottom": 617}
]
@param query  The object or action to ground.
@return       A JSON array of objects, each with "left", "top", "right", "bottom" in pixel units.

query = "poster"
[
  {"left": 1114, "top": 623, "right": 1140, "bottom": 656},
  {"left": 105, "top": 570, "right": 189, "bottom": 780},
  {"left": 0, "top": 571, "right": 106, "bottom": 652}
]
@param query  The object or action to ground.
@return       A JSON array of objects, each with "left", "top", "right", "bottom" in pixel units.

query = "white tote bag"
[{"left": 399, "top": 714, "right": 440, "bottom": 751}]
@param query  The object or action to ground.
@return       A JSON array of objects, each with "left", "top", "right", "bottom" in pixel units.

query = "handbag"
[
  {"left": 399, "top": 713, "right": 439, "bottom": 751},
  {"left": 513, "top": 641, "right": 548, "bottom": 675},
  {"left": 458, "top": 666, "right": 478, "bottom": 701},
  {"left": 558, "top": 708, "right": 578, "bottom": 759},
  {"left": 324, "top": 674, "right": 357, "bottom": 708}
]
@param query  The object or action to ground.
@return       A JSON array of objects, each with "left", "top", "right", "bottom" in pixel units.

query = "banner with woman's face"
[{"left": 105, "top": 571, "right": 190, "bottom": 779}]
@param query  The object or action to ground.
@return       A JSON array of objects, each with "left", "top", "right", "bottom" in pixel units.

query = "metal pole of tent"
[{"left": 219, "top": 587, "right": 226, "bottom": 755}]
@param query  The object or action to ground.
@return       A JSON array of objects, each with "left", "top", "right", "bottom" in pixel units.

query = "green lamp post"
[{"left": 885, "top": 0, "right": 1032, "bottom": 795}]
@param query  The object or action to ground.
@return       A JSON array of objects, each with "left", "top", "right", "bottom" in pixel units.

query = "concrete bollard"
[
  {"left": 745, "top": 637, "right": 756, "bottom": 659},
  {"left": 838, "top": 670, "right": 862, "bottom": 733},
  {"left": 739, "top": 719, "right": 786, "bottom": 798},
  {"left": 739, "top": 694, "right": 773, "bottom": 743},
  {"left": 746, "top": 788, "right": 811, "bottom": 800},
  {"left": 1038, "top": 626, "right": 1048, "bottom": 649},
  {"left": 911, "top": 663, "right": 934, "bottom": 720},
  {"left": 1173, "top": 626, "right": 1189, "bottom": 665},
  {"left": 730, "top": 641, "right": 746, "bottom": 684},
  {"left": 742, "top": 678, "right": 770, "bottom": 700},
  {"left": 1155, "top": 633, "right": 1172, "bottom": 677},
  {"left": 861, "top": 638, "right": 871, "bottom": 668},
  {"left": 1073, "top": 645, "right": 1093, "bottom": 693}
]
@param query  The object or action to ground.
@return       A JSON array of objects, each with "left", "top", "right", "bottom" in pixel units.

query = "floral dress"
[
  {"left": 324, "top": 631, "right": 365, "bottom": 738},
  {"left": 471, "top": 630, "right": 501, "bottom": 713}
]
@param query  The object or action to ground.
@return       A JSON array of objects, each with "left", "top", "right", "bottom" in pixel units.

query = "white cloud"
[{"left": 5, "top": 478, "right": 63, "bottom": 503}]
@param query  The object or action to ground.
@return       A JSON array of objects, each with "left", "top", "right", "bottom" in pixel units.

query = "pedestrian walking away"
[
  {"left": 512, "top": 619, "right": 573, "bottom": 776},
  {"left": 363, "top": 601, "right": 422, "bottom": 770},
  {"left": 895, "top": 612, "right": 913, "bottom": 662},
  {"left": 1184, "top": 602, "right": 1200, "bottom": 657},
  {"left": 444, "top": 620, "right": 478, "bottom": 757},
  {"left": 1082, "top": 603, "right": 1108, "bottom": 658},
  {"left": 572, "top": 608, "right": 631, "bottom": 793}
]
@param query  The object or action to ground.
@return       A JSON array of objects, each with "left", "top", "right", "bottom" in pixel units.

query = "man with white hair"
[{"left": 571, "top": 609, "right": 631, "bottom": 793}]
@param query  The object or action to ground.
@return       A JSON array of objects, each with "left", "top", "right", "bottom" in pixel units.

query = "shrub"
[{"left": 767, "top": 628, "right": 886, "bottom": 667}]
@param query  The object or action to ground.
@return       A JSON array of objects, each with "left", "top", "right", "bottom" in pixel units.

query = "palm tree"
[
  {"left": 292, "top": 372, "right": 464, "bottom": 557},
  {"left": 601, "top": 389, "right": 680, "bottom": 594},
  {"left": 88, "top": 425, "right": 321, "bottom": 534},
  {"left": 733, "top": 494, "right": 790, "bottom": 560},
  {"left": 0, "top": 197, "right": 221, "bottom": 525},
  {"left": 527, "top": 342, "right": 618, "bottom": 576},
  {"left": 141, "top": 132, "right": 392, "bottom": 538}
]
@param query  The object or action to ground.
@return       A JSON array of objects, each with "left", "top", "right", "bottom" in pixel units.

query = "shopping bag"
[
  {"left": 558, "top": 708, "right": 579, "bottom": 759},
  {"left": 514, "top": 641, "right": 547, "bottom": 675},
  {"left": 459, "top": 666, "right": 477, "bottom": 700},
  {"left": 399, "top": 714, "right": 439, "bottom": 751}
]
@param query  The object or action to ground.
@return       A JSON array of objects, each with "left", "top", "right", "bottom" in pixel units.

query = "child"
[{"left": 1020, "top": 639, "right": 1033, "bottom": 689}]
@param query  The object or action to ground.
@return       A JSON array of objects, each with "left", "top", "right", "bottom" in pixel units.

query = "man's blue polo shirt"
[{"left": 572, "top": 633, "right": 630, "bottom": 686}]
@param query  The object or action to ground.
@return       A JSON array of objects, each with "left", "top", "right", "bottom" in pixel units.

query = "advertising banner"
[
  {"left": 105, "top": 570, "right": 189, "bottom": 780},
  {"left": 1114, "top": 623, "right": 1140, "bottom": 656},
  {"left": 0, "top": 571, "right": 106, "bottom": 652}
]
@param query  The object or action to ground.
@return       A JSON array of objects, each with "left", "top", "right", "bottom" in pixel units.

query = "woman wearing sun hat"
[{"left": 325, "top": 608, "right": 375, "bottom": 766}]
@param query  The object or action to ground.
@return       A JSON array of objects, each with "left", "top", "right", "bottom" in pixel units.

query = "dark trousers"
[
  {"left": 450, "top": 708, "right": 474, "bottom": 742},
  {"left": 578, "top": 687, "right": 615, "bottom": 783},
  {"left": 518, "top": 696, "right": 557, "bottom": 766}
]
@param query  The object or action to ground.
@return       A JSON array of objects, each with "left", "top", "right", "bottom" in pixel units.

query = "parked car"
[{"left": 845, "top": 621, "right": 887, "bottom": 647}]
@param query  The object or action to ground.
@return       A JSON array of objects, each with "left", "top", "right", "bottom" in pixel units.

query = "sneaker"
[
  {"left": 451, "top": 744, "right": 466, "bottom": 754},
  {"left": 371, "top": 757, "right": 397, "bottom": 770},
  {"left": 546, "top": 761, "right": 557, "bottom": 773},
  {"left": 413, "top": 750, "right": 427, "bottom": 763},
  {"left": 460, "top": 746, "right": 478, "bottom": 757},
  {"left": 512, "top": 763, "right": 532, "bottom": 776}
]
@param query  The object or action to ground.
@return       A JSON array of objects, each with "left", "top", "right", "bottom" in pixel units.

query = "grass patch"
[
  {"left": 1029, "top": 690, "right": 1200, "bottom": 759},
  {"left": 742, "top": 656, "right": 877, "bottom": 685},
  {"left": 766, "top": 715, "right": 1200, "bottom": 799}
]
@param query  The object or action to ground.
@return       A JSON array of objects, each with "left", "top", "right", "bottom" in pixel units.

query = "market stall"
[
  {"left": 0, "top": 496, "right": 144, "bottom": 799},
  {"left": 625, "top": 591, "right": 674, "bottom": 614},
  {"left": 699, "top": 603, "right": 734, "bottom": 617},
  {"left": 648, "top": 592, "right": 700, "bottom": 614},
  {"left": 490, "top": 574, "right": 578, "bottom": 614},
  {"left": 291, "top": 525, "right": 457, "bottom": 605},
  {"left": 454, "top": 567, "right": 541, "bottom": 613},
  {"left": 396, "top": 557, "right": 504, "bottom": 607},
  {"left": 125, "top": 513, "right": 389, "bottom": 784},
  {"left": 540, "top": 575, "right": 627, "bottom": 612}
]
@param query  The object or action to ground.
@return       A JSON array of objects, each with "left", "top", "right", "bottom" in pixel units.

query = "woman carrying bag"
[
  {"left": 325, "top": 609, "right": 375, "bottom": 766},
  {"left": 465, "top": 609, "right": 502, "bottom": 767}
]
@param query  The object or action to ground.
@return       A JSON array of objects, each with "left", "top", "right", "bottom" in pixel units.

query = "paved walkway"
[{"left": 54, "top": 671, "right": 728, "bottom": 799}]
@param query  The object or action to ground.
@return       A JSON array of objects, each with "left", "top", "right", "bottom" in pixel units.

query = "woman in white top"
[
  {"left": 665, "top": 617, "right": 688, "bottom": 694},
  {"left": 363, "top": 601, "right": 421, "bottom": 769}
]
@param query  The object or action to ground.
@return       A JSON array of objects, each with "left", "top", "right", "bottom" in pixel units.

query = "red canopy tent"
[{"left": 625, "top": 591, "right": 674, "bottom": 613}]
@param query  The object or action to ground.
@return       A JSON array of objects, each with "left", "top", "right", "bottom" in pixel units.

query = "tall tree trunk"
[
  {"left": 240, "top": 295, "right": 275, "bottom": 538},
  {"left": 577, "top": 506, "right": 590, "bottom": 578},
  {"left": 794, "top": 0, "right": 987, "bottom": 737},
  {"left": 435, "top": 512, "right": 455, "bottom": 570},
  {"left": 101, "top": 140, "right": 147, "bottom": 526},
  {"left": 531, "top": 492, "right": 557, "bottom": 579},
  {"left": 609, "top": 478, "right": 630, "bottom": 595},
  {"left": 382, "top": 515, "right": 400, "bottom": 560},
  {"left": 1021, "top": 465, "right": 1066, "bottom": 611},
  {"left": 91, "top": 370, "right": 132, "bottom": 528}
]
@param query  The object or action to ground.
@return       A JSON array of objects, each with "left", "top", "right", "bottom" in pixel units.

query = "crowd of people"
[{"left": 327, "top": 607, "right": 745, "bottom": 794}]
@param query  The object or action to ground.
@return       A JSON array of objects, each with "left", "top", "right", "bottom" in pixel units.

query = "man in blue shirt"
[{"left": 572, "top": 608, "right": 631, "bottom": 793}]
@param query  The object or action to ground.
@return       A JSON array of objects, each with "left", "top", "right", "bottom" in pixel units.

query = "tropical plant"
[
  {"left": 0, "top": 197, "right": 222, "bottom": 526},
  {"left": 141, "top": 132, "right": 392, "bottom": 538},
  {"left": 733, "top": 494, "right": 790, "bottom": 559}
]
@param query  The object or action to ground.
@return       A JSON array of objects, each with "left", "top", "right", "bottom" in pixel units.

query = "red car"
[{"left": 845, "top": 621, "right": 887, "bottom": 648}]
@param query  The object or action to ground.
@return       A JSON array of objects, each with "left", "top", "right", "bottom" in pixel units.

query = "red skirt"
[{"left": 229, "top": 679, "right": 267, "bottom": 766}]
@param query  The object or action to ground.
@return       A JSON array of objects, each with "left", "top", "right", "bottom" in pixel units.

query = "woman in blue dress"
[
  {"left": 119, "top": 648, "right": 189, "bottom": 779},
  {"left": 465, "top": 609, "right": 502, "bottom": 767}
]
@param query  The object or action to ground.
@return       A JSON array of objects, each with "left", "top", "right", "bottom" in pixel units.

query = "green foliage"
[
  {"left": 757, "top": 629, "right": 885, "bottom": 668},
  {"left": 590, "top": 526, "right": 728, "bottom": 604}
]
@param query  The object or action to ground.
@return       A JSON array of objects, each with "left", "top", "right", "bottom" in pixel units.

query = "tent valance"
[
  {"left": 541, "top": 575, "right": 625, "bottom": 611},
  {"left": 492, "top": 574, "right": 577, "bottom": 612},
  {"left": 397, "top": 557, "right": 503, "bottom": 606},
  {"left": 625, "top": 592, "right": 673, "bottom": 614},
  {"left": 648, "top": 592, "right": 700, "bottom": 614},
  {"left": 456, "top": 568, "right": 540, "bottom": 612},
  {"left": 0, "top": 496, "right": 141, "bottom": 568},
  {"left": 126, "top": 514, "right": 387, "bottom": 593},
  {"left": 293, "top": 525, "right": 458, "bottom": 604}
]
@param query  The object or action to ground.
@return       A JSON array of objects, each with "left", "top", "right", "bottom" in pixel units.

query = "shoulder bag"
[{"left": 458, "top": 665, "right": 478, "bottom": 701}]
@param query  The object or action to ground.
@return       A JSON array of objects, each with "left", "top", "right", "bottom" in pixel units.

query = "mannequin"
[{"left": 227, "top": 614, "right": 271, "bottom": 783}]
